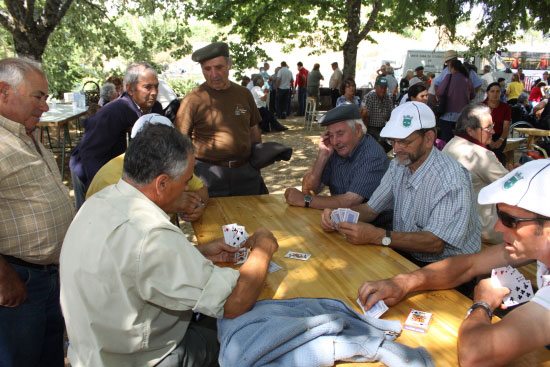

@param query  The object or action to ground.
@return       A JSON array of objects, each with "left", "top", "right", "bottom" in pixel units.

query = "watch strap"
[{"left": 466, "top": 301, "right": 493, "bottom": 319}]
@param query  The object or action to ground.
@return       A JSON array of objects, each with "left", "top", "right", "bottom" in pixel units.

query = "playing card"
[
  {"left": 222, "top": 223, "right": 238, "bottom": 246},
  {"left": 331, "top": 210, "right": 341, "bottom": 227},
  {"left": 491, "top": 266, "right": 534, "bottom": 307},
  {"left": 268, "top": 261, "right": 283, "bottom": 273},
  {"left": 356, "top": 297, "right": 388, "bottom": 319},
  {"left": 284, "top": 251, "right": 311, "bottom": 261},
  {"left": 235, "top": 247, "right": 248, "bottom": 265},
  {"left": 222, "top": 223, "right": 249, "bottom": 248},
  {"left": 404, "top": 309, "right": 433, "bottom": 333},
  {"left": 503, "top": 280, "right": 534, "bottom": 307},
  {"left": 346, "top": 210, "right": 359, "bottom": 224}
]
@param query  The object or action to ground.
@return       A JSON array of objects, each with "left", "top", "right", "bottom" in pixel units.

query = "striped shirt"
[
  {"left": 321, "top": 135, "right": 389, "bottom": 201},
  {"left": 368, "top": 147, "right": 481, "bottom": 263},
  {"left": 0, "top": 116, "right": 74, "bottom": 264}
]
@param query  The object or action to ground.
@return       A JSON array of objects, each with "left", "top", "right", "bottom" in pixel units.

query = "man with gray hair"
[
  {"left": 99, "top": 81, "right": 117, "bottom": 106},
  {"left": 285, "top": 104, "right": 389, "bottom": 210},
  {"left": 60, "top": 123, "right": 278, "bottom": 366},
  {"left": 0, "top": 58, "right": 74, "bottom": 366},
  {"left": 175, "top": 42, "right": 266, "bottom": 197},
  {"left": 70, "top": 62, "right": 163, "bottom": 209}
]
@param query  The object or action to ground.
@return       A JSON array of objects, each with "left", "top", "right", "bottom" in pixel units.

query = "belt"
[
  {"left": 3, "top": 255, "right": 57, "bottom": 271},
  {"left": 198, "top": 158, "right": 248, "bottom": 168}
]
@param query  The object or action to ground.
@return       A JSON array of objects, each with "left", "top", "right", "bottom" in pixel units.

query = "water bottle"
[{"left": 73, "top": 84, "right": 81, "bottom": 110}]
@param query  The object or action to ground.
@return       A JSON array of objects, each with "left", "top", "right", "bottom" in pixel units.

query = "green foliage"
[{"left": 165, "top": 78, "right": 199, "bottom": 97}]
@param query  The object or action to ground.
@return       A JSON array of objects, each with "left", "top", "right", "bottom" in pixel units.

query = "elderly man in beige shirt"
[
  {"left": 60, "top": 123, "right": 278, "bottom": 367},
  {"left": 0, "top": 58, "right": 74, "bottom": 366}
]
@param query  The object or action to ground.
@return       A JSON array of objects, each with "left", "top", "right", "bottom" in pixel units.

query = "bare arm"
[
  {"left": 357, "top": 244, "right": 517, "bottom": 310},
  {"left": 223, "top": 228, "right": 278, "bottom": 318},
  {"left": 301, "top": 131, "right": 333, "bottom": 194},
  {"left": 458, "top": 287, "right": 550, "bottom": 367},
  {"left": 285, "top": 188, "right": 364, "bottom": 209},
  {"left": 250, "top": 124, "right": 261, "bottom": 144}
]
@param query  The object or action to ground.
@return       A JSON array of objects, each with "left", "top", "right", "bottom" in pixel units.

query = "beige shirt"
[
  {"left": 60, "top": 179, "right": 239, "bottom": 367},
  {"left": 443, "top": 136, "right": 508, "bottom": 244},
  {"left": 0, "top": 115, "right": 74, "bottom": 264},
  {"left": 329, "top": 68, "right": 343, "bottom": 89}
]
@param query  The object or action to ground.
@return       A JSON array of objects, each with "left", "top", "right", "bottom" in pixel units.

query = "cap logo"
[
  {"left": 503, "top": 172, "right": 524, "bottom": 189},
  {"left": 403, "top": 115, "right": 413, "bottom": 127}
]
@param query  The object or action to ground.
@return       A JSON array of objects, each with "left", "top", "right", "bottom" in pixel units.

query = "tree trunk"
[
  {"left": 13, "top": 30, "right": 48, "bottom": 61},
  {"left": 342, "top": 40, "right": 359, "bottom": 80}
]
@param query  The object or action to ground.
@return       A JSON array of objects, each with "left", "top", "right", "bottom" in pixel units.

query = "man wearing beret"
[
  {"left": 361, "top": 77, "right": 394, "bottom": 143},
  {"left": 358, "top": 159, "right": 550, "bottom": 366},
  {"left": 414, "top": 66, "right": 428, "bottom": 83},
  {"left": 175, "top": 42, "right": 266, "bottom": 197},
  {"left": 321, "top": 102, "right": 481, "bottom": 267},
  {"left": 285, "top": 104, "right": 389, "bottom": 212}
]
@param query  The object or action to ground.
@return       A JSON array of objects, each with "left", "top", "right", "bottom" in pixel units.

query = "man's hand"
[
  {"left": 179, "top": 201, "right": 205, "bottom": 222},
  {"left": 321, "top": 208, "right": 336, "bottom": 232},
  {"left": 318, "top": 131, "right": 334, "bottom": 157},
  {"left": 200, "top": 238, "right": 239, "bottom": 264},
  {"left": 473, "top": 278, "right": 511, "bottom": 311},
  {"left": 284, "top": 188, "right": 306, "bottom": 207},
  {"left": 337, "top": 222, "right": 383, "bottom": 245},
  {"left": 0, "top": 259, "right": 27, "bottom": 307},
  {"left": 174, "top": 192, "right": 202, "bottom": 214},
  {"left": 358, "top": 278, "right": 407, "bottom": 310},
  {"left": 248, "top": 227, "right": 278, "bottom": 256}
]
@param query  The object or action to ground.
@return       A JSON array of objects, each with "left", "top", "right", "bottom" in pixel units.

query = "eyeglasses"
[
  {"left": 481, "top": 123, "right": 495, "bottom": 132},
  {"left": 496, "top": 206, "right": 549, "bottom": 228},
  {"left": 386, "top": 134, "right": 421, "bottom": 148}
]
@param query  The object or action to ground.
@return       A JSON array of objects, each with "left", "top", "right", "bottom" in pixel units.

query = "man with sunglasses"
[
  {"left": 321, "top": 102, "right": 480, "bottom": 267},
  {"left": 357, "top": 159, "right": 550, "bottom": 366}
]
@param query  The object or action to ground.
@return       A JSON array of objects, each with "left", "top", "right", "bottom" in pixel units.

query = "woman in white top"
[{"left": 251, "top": 77, "right": 288, "bottom": 133}]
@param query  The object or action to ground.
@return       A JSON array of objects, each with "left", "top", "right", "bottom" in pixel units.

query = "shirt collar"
[
  {"left": 0, "top": 115, "right": 27, "bottom": 137},
  {"left": 115, "top": 178, "right": 171, "bottom": 222}
]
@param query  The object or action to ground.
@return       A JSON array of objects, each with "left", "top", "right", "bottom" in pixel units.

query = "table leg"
[{"left": 61, "top": 123, "right": 69, "bottom": 179}]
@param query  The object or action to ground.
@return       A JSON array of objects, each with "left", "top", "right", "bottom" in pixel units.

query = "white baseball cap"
[
  {"left": 131, "top": 113, "right": 173, "bottom": 138},
  {"left": 408, "top": 77, "right": 423, "bottom": 86},
  {"left": 380, "top": 102, "right": 436, "bottom": 139},
  {"left": 478, "top": 159, "right": 550, "bottom": 217}
]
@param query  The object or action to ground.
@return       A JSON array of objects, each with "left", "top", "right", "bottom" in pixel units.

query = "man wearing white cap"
[
  {"left": 321, "top": 102, "right": 480, "bottom": 266},
  {"left": 85, "top": 113, "right": 209, "bottom": 222},
  {"left": 357, "top": 159, "right": 550, "bottom": 366}
]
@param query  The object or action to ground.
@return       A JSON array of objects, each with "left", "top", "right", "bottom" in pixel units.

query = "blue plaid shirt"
[
  {"left": 321, "top": 135, "right": 389, "bottom": 201},
  {"left": 368, "top": 147, "right": 481, "bottom": 263}
]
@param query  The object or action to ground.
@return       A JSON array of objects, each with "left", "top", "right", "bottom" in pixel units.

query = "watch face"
[
  {"left": 304, "top": 195, "right": 312, "bottom": 202},
  {"left": 382, "top": 237, "right": 391, "bottom": 246}
]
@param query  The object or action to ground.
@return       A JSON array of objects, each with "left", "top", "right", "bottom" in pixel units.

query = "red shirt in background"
[
  {"left": 483, "top": 100, "right": 511, "bottom": 136},
  {"left": 295, "top": 67, "right": 309, "bottom": 88}
]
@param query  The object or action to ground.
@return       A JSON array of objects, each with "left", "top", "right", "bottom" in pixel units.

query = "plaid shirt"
[
  {"left": 362, "top": 90, "right": 393, "bottom": 128},
  {"left": 0, "top": 116, "right": 74, "bottom": 264},
  {"left": 368, "top": 147, "right": 481, "bottom": 263}
]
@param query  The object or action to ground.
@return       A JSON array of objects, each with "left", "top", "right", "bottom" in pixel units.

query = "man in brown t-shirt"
[{"left": 175, "top": 42, "right": 266, "bottom": 197}]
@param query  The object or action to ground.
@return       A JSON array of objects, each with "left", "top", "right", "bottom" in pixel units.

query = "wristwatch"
[
  {"left": 304, "top": 195, "right": 313, "bottom": 208},
  {"left": 381, "top": 229, "right": 391, "bottom": 246},
  {"left": 466, "top": 301, "right": 493, "bottom": 319}
]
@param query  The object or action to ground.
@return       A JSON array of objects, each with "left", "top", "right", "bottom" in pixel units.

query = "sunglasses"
[{"left": 496, "top": 206, "right": 549, "bottom": 228}]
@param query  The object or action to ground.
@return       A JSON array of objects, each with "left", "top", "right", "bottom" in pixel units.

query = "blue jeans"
[
  {"left": 0, "top": 263, "right": 64, "bottom": 367},
  {"left": 70, "top": 166, "right": 86, "bottom": 211},
  {"left": 298, "top": 87, "right": 307, "bottom": 116}
]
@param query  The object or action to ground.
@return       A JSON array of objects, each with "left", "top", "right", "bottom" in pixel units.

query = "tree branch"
[
  {"left": 358, "top": 0, "right": 382, "bottom": 41},
  {"left": 0, "top": 9, "right": 15, "bottom": 32},
  {"left": 78, "top": 0, "right": 115, "bottom": 24}
]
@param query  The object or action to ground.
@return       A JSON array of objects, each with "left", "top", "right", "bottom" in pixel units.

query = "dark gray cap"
[
  {"left": 191, "top": 42, "right": 229, "bottom": 63},
  {"left": 318, "top": 103, "right": 361, "bottom": 126}
]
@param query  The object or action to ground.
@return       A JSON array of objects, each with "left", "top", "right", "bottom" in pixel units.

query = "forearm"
[
  {"left": 353, "top": 203, "right": 379, "bottom": 223},
  {"left": 310, "top": 192, "right": 363, "bottom": 210},
  {"left": 458, "top": 309, "right": 495, "bottom": 367},
  {"left": 223, "top": 241, "right": 272, "bottom": 318},
  {"left": 250, "top": 125, "right": 261, "bottom": 143},
  {"left": 302, "top": 153, "right": 330, "bottom": 193},
  {"left": 195, "top": 186, "right": 209, "bottom": 205},
  {"left": 389, "top": 231, "right": 445, "bottom": 254},
  {"left": 501, "top": 121, "right": 511, "bottom": 139}
]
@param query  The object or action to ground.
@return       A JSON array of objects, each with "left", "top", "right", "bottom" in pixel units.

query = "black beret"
[
  {"left": 415, "top": 65, "right": 424, "bottom": 71},
  {"left": 318, "top": 103, "right": 361, "bottom": 126},
  {"left": 191, "top": 42, "right": 229, "bottom": 63}
]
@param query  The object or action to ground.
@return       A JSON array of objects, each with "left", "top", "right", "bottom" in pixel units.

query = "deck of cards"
[
  {"left": 404, "top": 309, "right": 433, "bottom": 333},
  {"left": 222, "top": 223, "right": 249, "bottom": 265},
  {"left": 491, "top": 266, "right": 534, "bottom": 307},
  {"left": 330, "top": 208, "right": 359, "bottom": 228},
  {"left": 356, "top": 297, "right": 389, "bottom": 319}
]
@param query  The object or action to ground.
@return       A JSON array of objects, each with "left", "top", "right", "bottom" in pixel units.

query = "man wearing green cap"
[
  {"left": 361, "top": 77, "right": 393, "bottom": 143},
  {"left": 175, "top": 42, "right": 266, "bottom": 197}
]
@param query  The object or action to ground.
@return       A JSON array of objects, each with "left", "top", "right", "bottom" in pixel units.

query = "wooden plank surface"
[{"left": 192, "top": 194, "right": 550, "bottom": 366}]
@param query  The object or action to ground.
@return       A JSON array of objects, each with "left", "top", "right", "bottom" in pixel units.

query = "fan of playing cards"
[
  {"left": 222, "top": 223, "right": 249, "bottom": 265},
  {"left": 491, "top": 266, "right": 534, "bottom": 307},
  {"left": 331, "top": 208, "right": 359, "bottom": 227}
]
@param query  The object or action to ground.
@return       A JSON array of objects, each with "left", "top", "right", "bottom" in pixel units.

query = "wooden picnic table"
[
  {"left": 192, "top": 194, "right": 550, "bottom": 366},
  {"left": 37, "top": 104, "right": 88, "bottom": 178},
  {"left": 513, "top": 127, "right": 550, "bottom": 150}
]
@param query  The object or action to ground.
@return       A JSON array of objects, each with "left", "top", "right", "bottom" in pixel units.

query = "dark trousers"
[
  {"left": 195, "top": 160, "right": 268, "bottom": 197},
  {"left": 331, "top": 88, "right": 340, "bottom": 108},
  {"left": 276, "top": 89, "right": 290, "bottom": 118},
  {"left": 156, "top": 316, "right": 219, "bottom": 367},
  {"left": 0, "top": 263, "right": 64, "bottom": 367},
  {"left": 297, "top": 87, "right": 307, "bottom": 116},
  {"left": 258, "top": 107, "right": 284, "bottom": 132},
  {"left": 70, "top": 166, "right": 86, "bottom": 211},
  {"left": 438, "top": 119, "right": 456, "bottom": 143}
]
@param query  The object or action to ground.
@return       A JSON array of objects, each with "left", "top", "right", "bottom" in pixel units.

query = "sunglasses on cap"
[{"left": 496, "top": 206, "right": 550, "bottom": 229}]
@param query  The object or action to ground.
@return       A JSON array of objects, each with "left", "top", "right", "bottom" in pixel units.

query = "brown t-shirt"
[{"left": 175, "top": 82, "right": 261, "bottom": 161}]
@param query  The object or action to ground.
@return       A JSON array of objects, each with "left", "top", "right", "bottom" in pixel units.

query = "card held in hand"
[
  {"left": 356, "top": 297, "right": 388, "bottom": 319},
  {"left": 490, "top": 266, "right": 534, "bottom": 307}
]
